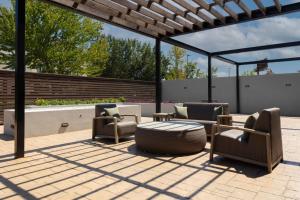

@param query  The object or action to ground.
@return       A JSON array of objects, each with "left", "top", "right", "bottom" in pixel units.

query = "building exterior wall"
[{"left": 162, "top": 73, "right": 300, "bottom": 116}]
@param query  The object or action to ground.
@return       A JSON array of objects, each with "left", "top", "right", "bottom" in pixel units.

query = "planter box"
[{"left": 4, "top": 104, "right": 141, "bottom": 138}]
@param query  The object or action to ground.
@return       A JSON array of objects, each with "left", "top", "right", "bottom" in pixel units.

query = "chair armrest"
[
  {"left": 94, "top": 116, "right": 117, "bottom": 124},
  {"left": 217, "top": 115, "right": 231, "bottom": 118},
  {"left": 120, "top": 114, "right": 139, "bottom": 124},
  {"left": 217, "top": 124, "right": 269, "bottom": 136},
  {"left": 94, "top": 116, "right": 115, "bottom": 120},
  {"left": 217, "top": 115, "right": 233, "bottom": 126}
]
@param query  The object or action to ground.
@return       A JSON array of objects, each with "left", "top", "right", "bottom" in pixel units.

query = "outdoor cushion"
[
  {"left": 254, "top": 110, "right": 270, "bottom": 132},
  {"left": 254, "top": 108, "right": 283, "bottom": 162},
  {"left": 103, "top": 121, "right": 137, "bottom": 136},
  {"left": 214, "top": 129, "right": 267, "bottom": 163},
  {"left": 174, "top": 106, "right": 188, "bottom": 119},
  {"left": 242, "top": 112, "right": 259, "bottom": 142},
  {"left": 104, "top": 107, "right": 123, "bottom": 122}
]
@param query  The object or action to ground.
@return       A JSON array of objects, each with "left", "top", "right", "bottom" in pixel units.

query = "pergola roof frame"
[
  {"left": 43, "top": 0, "right": 300, "bottom": 38},
  {"left": 43, "top": 0, "right": 300, "bottom": 67}
]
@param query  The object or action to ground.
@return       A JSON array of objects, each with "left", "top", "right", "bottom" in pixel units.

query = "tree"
[
  {"left": 166, "top": 46, "right": 186, "bottom": 80},
  {"left": 0, "top": 0, "right": 107, "bottom": 75},
  {"left": 184, "top": 62, "right": 205, "bottom": 79},
  {"left": 166, "top": 46, "right": 205, "bottom": 80},
  {"left": 241, "top": 70, "right": 256, "bottom": 76},
  {"left": 83, "top": 38, "right": 109, "bottom": 77},
  {"left": 101, "top": 36, "right": 170, "bottom": 81},
  {"left": 211, "top": 66, "right": 218, "bottom": 77}
]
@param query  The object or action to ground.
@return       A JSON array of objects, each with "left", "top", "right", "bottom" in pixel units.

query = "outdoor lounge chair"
[
  {"left": 92, "top": 104, "right": 138, "bottom": 144},
  {"left": 210, "top": 108, "right": 283, "bottom": 173}
]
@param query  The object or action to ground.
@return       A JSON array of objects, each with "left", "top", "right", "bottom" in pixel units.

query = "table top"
[{"left": 138, "top": 120, "right": 204, "bottom": 132}]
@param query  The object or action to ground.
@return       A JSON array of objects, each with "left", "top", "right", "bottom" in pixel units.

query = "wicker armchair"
[
  {"left": 210, "top": 108, "right": 283, "bottom": 173},
  {"left": 92, "top": 104, "right": 138, "bottom": 144}
]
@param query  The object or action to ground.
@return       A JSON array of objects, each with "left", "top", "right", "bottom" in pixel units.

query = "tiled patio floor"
[{"left": 0, "top": 116, "right": 300, "bottom": 200}]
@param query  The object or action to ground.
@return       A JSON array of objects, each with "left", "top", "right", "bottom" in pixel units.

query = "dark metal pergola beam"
[
  {"left": 238, "top": 56, "right": 300, "bottom": 65},
  {"left": 235, "top": 64, "right": 240, "bottom": 113},
  {"left": 211, "top": 41, "right": 300, "bottom": 56},
  {"left": 208, "top": 55, "right": 212, "bottom": 103},
  {"left": 155, "top": 38, "right": 161, "bottom": 113},
  {"left": 15, "top": 0, "right": 26, "bottom": 158},
  {"left": 162, "top": 38, "right": 237, "bottom": 65}
]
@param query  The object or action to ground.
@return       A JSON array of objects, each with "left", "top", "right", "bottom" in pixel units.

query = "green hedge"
[{"left": 35, "top": 97, "right": 126, "bottom": 106}]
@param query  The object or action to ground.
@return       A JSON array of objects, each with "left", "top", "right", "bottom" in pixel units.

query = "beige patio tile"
[{"left": 0, "top": 116, "right": 300, "bottom": 200}]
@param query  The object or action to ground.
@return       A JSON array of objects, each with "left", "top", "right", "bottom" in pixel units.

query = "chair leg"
[
  {"left": 114, "top": 121, "right": 119, "bottom": 144},
  {"left": 210, "top": 134, "right": 214, "bottom": 161},
  {"left": 92, "top": 118, "right": 96, "bottom": 140},
  {"left": 267, "top": 164, "right": 272, "bottom": 173},
  {"left": 115, "top": 136, "right": 119, "bottom": 144},
  {"left": 266, "top": 135, "right": 272, "bottom": 173},
  {"left": 92, "top": 129, "right": 96, "bottom": 140}
]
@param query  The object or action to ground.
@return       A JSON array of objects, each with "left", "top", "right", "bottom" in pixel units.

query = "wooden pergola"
[{"left": 15, "top": 0, "right": 300, "bottom": 158}]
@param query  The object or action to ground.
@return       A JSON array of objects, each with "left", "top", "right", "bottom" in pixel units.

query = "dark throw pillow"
[
  {"left": 242, "top": 112, "right": 259, "bottom": 142},
  {"left": 174, "top": 106, "right": 188, "bottom": 119},
  {"left": 104, "top": 107, "right": 123, "bottom": 122}
]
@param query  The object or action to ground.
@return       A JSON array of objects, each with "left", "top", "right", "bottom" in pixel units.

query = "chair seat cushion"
[
  {"left": 103, "top": 121, "right": 137, "bottom": 136},
  {"left": 214, "top": 129, "right": 267, "bottom": 162},
  {"left": 218, "top": 129, "right": 244, "bottom": 141}
]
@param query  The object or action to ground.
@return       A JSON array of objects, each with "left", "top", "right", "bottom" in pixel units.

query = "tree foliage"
[
  {"left": 101, "top": 36, "right": 170, "bottom": 81},
  {"left": 165, "top": 46, "right": 205, "bottom": 80},
  {"left": 0, "top": 0, "right": 108, "bottom": 75},
  {"left": 0, "top": 0, "right": 213, "bottom": 81},
  {"left": 241, "top": 70, "right": 256, "bottom": 76}
]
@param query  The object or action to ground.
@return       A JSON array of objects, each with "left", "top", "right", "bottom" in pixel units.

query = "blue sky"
[{"left": 2, "top": 0, "right": 300, "bottom": 76}]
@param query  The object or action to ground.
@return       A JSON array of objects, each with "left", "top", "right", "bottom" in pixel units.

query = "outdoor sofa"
[
  {"left": 210, "top": 108, "right": 283, "bottom": 173},
  {"left": 169, "top": 102, "right": 230, "bottom": 137},
  {"left": 92, "top": 104, "right": 138, "bottom": 143}
]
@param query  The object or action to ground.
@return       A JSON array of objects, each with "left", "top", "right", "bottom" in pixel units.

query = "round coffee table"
[{"left": 135, "top": 120, "right": 206, "bottom": 155}]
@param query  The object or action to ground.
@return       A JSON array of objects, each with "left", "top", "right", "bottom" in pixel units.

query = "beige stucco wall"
[{"left": 162, "top": 73, "right": 300, "bottom": 116}]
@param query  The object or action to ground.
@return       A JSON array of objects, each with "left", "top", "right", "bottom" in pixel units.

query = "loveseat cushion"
[
  {"left": 174, "top": 106, "right": 188, "bottom": 119},
  {"left": 103, "top": 121, "right": 137, "bottom": 136}
]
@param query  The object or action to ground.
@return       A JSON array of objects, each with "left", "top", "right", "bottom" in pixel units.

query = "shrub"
[{"left": 34, "top": 97, "right": 126, "bottom": 106}]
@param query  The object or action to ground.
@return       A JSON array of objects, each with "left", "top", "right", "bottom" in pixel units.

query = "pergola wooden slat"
[
  {"left": 44, "top": 0, "right": 299, "bottom": 38},
  {"left": 192, "top": 0, "right": 226, "bottom": 24},
  {"left": 252, "top": 0, "right": 266, "bottom": 15},
  {"left": 273, "top": 0, "right": 282, "bottom": 12},
  {"left": 214, "top": 0, "right": 239, "bottom": 21},
  {"left": 232, "top": 0, "right": 252, "bottom": 18},
  {"left": 150, "top": 0, "right": 199, "bottom": 29}
]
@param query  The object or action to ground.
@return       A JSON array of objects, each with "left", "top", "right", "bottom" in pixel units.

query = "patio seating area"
[
  {"left": 3, "top": 0, "right": 300, "bottom": 199},
  {"left": 0, "top": 115, "right": 300, "bottom": 200}
]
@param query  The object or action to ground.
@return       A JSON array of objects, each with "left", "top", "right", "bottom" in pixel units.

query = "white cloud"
[
  {"left": 174, "top": 16, "right": 300, "bottom": 62},
  {"left": 103, "top": 24, "right": 155, "bottom": 44}
]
